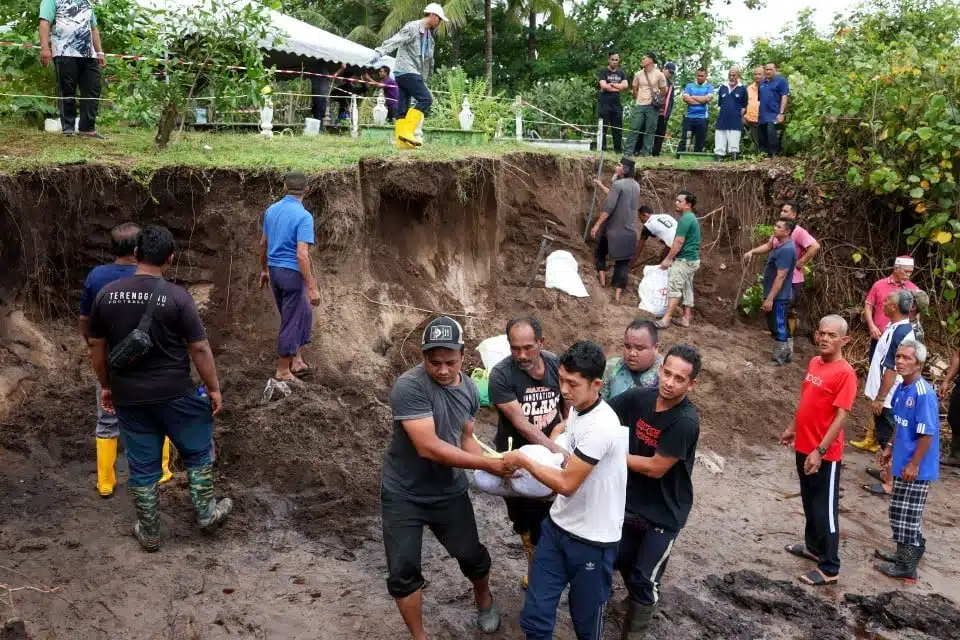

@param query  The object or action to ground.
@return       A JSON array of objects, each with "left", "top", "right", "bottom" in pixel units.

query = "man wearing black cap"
[
  {"left": 652, "top": 62, "right": 677, "bottom": 157},
  {"left": 591, "top": 157, "right": 641, "bottom": 303},
  {"left": 625, "top": 53, "right": 667, "bottom": 157},
  {"left": 381, "top": 316, "right": 510, "bottom": 638}
]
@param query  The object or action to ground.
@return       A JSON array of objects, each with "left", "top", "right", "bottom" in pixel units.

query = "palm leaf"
[{"left": 346, "top": 24, "right": 381, "bottom": 47}]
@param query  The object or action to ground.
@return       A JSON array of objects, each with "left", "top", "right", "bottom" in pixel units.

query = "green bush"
[{"left": 739, "top": 274, "right": 765, "bottom": 316}]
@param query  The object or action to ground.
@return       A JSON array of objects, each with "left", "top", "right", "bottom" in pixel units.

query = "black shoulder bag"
[
  {"left": 108, "top": 278, "right": 166, "bottom": 372},
  {"left": 645, "top": 68, "right": 666, "bottom": 110}
]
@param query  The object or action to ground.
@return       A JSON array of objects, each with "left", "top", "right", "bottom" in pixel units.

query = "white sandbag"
[
  {"left": 637, "top": 265, "right": 670, "bottom": 317},
  {"left": 544, "top": 250, "right": 589, "bottom": 298},
  {"left": 473, "top": 442, "right": 566, "bottom": 499},
  {"left": 477, "top": 334, "right": 511, "bottom": 371}
]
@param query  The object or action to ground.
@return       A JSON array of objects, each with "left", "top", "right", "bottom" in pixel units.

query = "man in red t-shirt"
[{"left": 780, "top": 314, "right": 857, "bottom": 586}]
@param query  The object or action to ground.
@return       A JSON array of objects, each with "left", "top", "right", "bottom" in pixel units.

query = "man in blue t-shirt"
[
  {"left": 79, "top": 222, "right": 173, "bottom": 496},
  {"left": 762, "top": 219, "right": 797, "bottom": 365},
  {"left": 714, "top": 67, "right": 748, "bottom": 160},
  {"left": 758, "top": 62, "right": 790, "bottom": 157},
  {"left": 678, "top": 69, "right": 713, "bottom": 153},
  {"left": 259, "top": 172, "right": 320, "bottom": 381},
  {"left": 875, "top": 340, "right": 939, "bottom": 583}
]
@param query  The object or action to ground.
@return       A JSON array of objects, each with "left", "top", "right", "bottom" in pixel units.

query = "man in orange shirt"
[
  {"left": 744, "top": 66, "right": 763, "bottom": 151},
  {"left": 780, "top": 315, "right": 857, "bottom": 586}
]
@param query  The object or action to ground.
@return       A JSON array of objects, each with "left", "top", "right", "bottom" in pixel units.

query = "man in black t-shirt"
[
  {"left": 608, "top": 344, "right": 702, "bottom": 639},
  {"left": 488, "top": 316, "right": 565, "bottom": 589},
  {"left": 597, "top": 51, "right": 629, "bottom": 153},
  {"left": 88, "top": 225, "right": 231, "bottom": 553}
]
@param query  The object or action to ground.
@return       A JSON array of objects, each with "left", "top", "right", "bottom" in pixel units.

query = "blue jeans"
[
  {"left": 116, "top": 393, "right": 214, "bottom": 487},
  {"left": 395, "top": 73, "right": 432, "bottom": 118},
  {"left": 520, "top": 518, "right": 616, "bottom": 640}
]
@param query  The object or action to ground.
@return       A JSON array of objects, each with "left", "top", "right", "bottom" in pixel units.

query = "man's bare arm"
[
  {"left": 80, "top": 315, "right": 90, "bottom": 343},
  {"left": 403, "top": 416, "right": 503, "bottom": 473},
  {"left": 506, "top": 452, "right": 594, "bottom": 497},
  {"left": 495, "top": 401, "right": 566, "bottom": 454},
  {"left": 795, "top": 239, "right": 820, "bottom": 271},
  {"left": 766, "top": 268, "right": 789, "bottom": 302},
  {"left": 88, "top": 337, "right": 110, "bottom": 388},
  {"left": 627, "top": 452, "right": 678, "bottom": 478}
]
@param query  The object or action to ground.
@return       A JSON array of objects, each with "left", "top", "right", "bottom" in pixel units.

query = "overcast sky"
[{"left": 716, "top": 0, "right": 862, "bottom": 62}]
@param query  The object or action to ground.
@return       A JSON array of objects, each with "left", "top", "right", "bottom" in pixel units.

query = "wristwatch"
[{"left": 816, "top": 446, "right": 827, "bottom": 455}]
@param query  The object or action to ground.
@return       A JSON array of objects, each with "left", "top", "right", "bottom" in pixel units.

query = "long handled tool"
[
  {"left": 527, "top": 220, "right": 558, "bottom": 288},
  {"left": 582, "top": 146, "right": 606, "bottom": 241}
]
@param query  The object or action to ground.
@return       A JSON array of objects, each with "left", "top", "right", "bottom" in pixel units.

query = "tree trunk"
[
  {"left": 155, "top": 103, "right": 178, "bottom": 150},
  {"left": 527, "top": 10, "right": 536, "bottom": 61},
  {"left": 484, "top": 0, "right": 493, "bottom": 95},
  {"left": 450, "top": 27, "right": 461, "bottom": 65}
]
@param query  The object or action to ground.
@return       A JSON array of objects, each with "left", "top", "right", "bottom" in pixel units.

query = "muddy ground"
[{"left": 0, "top": 156, "right": 958, "bottom": 639}]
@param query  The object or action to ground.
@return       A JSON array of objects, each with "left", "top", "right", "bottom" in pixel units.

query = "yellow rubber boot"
[
  {"left": 520, "top": 531, "right": 535, "bottom": 590},
  {"left": 851, "top": 420, "right": 879, "bottom": 453},
  {"left": 399, "top": 108, "right": 424, "bottom": 147},
  {"left": 96, "top": 437, "right": 118, "bottom": 497},
  {"left": 160, "top": 437, "right": 174, "bottom": 484}
]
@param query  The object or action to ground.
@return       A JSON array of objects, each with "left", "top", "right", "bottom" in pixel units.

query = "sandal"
[
  {"left": 862, "top": 482, "right": 890, "bottom": 497},
  {"left": 798, "top": 569, "right": 838, "bottom": 586},
  {"left": 292, "top": 365, "right": 313, "bottom": 378},
  {"left": 654, "top": 319, "right": 670, "bottom": 329},
  {"left": 866, "top": 466, "right": 883, "bottom": 481},
  {"left": 784, "top": 544, "right": 818, "bottom": 562},
  {"left": 671, "top": 317, "right": 690, "bottom": 327}
]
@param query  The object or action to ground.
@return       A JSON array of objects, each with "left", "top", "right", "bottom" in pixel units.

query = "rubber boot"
[
  {"left": 188, "top": 464, "right": 233, "bottom": 532},
  {"left": 943, "top": 439, "right": 960, "bottom": 467},
  {"left": 851, "top": 420, "right": 880, "bottom": 453},
  {"left": 520, "top": 532, "right": 535, "bottom": 590},
  {"left": 399, "top": 108, "right": 424, "bottom": 147},
  {"left": 394, "top": 117, "right": 414, "bottom": 149},
  {"left": 787, "top": 317, "right": 798, "bottom": 337},
  {"left": 731, "top": 153, "right": 739, "bottom": 161},
  {"left": 787, "top": 338, "right": 794, "bottom": 362},
  {"left": 96, "top": 437, "right": 118, "bottom": 498},
  {"left": 772, "top": 341, "right": 790, "bottom": 366},
  {"left": 130, "top": 483, "right": 161, "bottom": 552},
  {"left": 874, "top": 542, "right": 919, "bottom": 583},
  {"left": 875, "top": 535, "right": 925, "bottom": 564},
  {"left": 621, "top": 601, "right": 655, "bottom": 639},
  {"left": 159, "top": 437, "right": 174, "bottom": 484}
]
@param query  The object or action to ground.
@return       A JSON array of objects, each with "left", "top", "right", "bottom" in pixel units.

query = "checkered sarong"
[{"left": 889, "top": 478, "right": 931, "bottom": 545}]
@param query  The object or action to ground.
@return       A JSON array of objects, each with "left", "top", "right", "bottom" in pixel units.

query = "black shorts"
[
  {"left": 381, "top": 487, "right": 491, "bottom": 599},
  {"left": 505, "top": 497, "right": 553, "bottom": 545}
]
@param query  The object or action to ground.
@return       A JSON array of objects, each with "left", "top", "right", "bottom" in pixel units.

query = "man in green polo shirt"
[{"left": 656, "top": 190, "right": 701, "bottom": 329}]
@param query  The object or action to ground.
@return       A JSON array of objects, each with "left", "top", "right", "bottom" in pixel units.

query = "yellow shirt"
[{"left": 745, "top": 83, "right": 760, "bottom": 123}]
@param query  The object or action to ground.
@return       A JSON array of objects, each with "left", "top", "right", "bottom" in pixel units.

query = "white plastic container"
[
  {"left": 44, "top": 119, "right": 62, "bottom": 133},
  {"left": 303, "top": 117, "right": 321, "bottom": 136},
  {"left": 476, "top": 334, "right": 510, "bottom": 371}
]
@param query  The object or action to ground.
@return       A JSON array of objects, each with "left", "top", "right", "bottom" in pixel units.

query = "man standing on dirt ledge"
[
  {"left": 761, "top": 219, "right": 797, "bottom": 366},
  {"left": 260, "top": 171, "right": 320, "bottom": 382},
  {"left": 591, "top": 157, "right": 641, "bottom": 302},
  {"left": 656, "top": 190, "right": 701, "bottom": 330},
  {"left": 88, "top": 225, "right": 231, "bottom": 552},
  {"left": 80, "top": 222, "right": 173, "bottom": 497},
  {"left": 780, "top": 315, "right": 856, "bottom": 587},
  {"left": 381, "top": 316, "right": 508, "bottom": 638},
  {"left": 489, "top": 316, "right": 566, "bottom": 590}
]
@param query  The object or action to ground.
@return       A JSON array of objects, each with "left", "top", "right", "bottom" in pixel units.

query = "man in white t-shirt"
[
  {"left": 503, "top": 340, "right": 627, "bottom": 640},
  {"left": 637, "top": 205, "right": 677, "bottom": 263}
]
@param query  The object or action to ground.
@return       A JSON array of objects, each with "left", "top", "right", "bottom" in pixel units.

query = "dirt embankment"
[{"left": 0, "top": 156, "right": 957, "bottom": 640}]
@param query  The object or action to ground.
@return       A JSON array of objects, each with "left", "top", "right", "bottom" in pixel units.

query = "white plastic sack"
[
  {"left": 477, "top": 334, "right": 511, "bottom": 371},
  {"left": 473, "top": 434, "right": 569, "bottom": 499},
  {"left": 545, "top": 250, "right": 589, "bottom": 298},
  {"left": 638, "top": 265, "right": 670, "bottom": 317}
]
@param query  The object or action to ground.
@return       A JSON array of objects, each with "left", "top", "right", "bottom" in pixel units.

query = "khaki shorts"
[{"left": 667, "top": 259, "right": 700, "bottom": 307}]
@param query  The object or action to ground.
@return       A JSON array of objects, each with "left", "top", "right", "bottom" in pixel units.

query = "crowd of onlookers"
[{"left": 597, "top": 51, "right": 791, "bottom": 159}]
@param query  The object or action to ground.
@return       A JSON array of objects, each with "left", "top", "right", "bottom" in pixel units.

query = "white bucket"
[
  {"left": 303, "top": 118, "right": 321, "bottom": 136},
  {"left": 44, "top": 119, "right": 62, "bottom": 133}
]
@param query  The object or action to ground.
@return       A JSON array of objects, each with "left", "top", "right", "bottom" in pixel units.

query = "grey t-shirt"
[{"left": 382, "top": 364, "right": 480, "bottom": 502}]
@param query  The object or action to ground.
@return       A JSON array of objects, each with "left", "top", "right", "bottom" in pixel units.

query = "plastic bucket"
[{"left": 304, "top": 118, "right": 321, "bottom": 136}]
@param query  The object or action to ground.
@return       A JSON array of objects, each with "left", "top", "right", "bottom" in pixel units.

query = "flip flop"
[
  {"left": 671, "top": 318, "right": 690, "bottom": 327},
  {"left": 654, "top": 319, "right": 670, "bottom": 329},
  {"left": 866, "top": 466, "right": 883, "bottom": 481},
  {"left": 798, "top": 569, "right": 838, "bottom": 586},
  {"left": 292, "top": 365, "right": 313, "bottom": 379},
  {"left": 862, "top": 482, "right": 890, "bottom": 497},
  {"left": 784, "top": 544, "right": 818, "bottom": 562}
]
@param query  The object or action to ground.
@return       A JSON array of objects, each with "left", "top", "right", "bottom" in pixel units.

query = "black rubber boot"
[
  {"left": 874, "top": 543, "right": 919, "bottom": 582},
  {"left": 621, "top": 601, "right": 655, "bottom": 640},
  {"left": 875, "top": 535, "right": 925, "bottom": 564}
]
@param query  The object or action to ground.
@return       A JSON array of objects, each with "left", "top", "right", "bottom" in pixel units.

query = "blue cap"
[{"left": 664, "top": 61, "right": 677, "bottom": 72}]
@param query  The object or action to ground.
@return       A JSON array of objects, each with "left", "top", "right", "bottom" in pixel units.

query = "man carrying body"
[
  {"left": 874, "top": 340, "right": 940, "bottom": 582},
  {"left": 714, "top": 67, "right": 747, "bottom": 160},
  {"left": 591, "top": 157, "right": 641, "bottom": 303},
  {"left": 80, "top": 222, "right": 173, "bottom": 496},
  {"left": 651, "top": 62, "right": 676, "bottom": 158},
  {"left": 259, "top": 172, "right": 321, "bottom": 382},
  {"left": 488, "top": 316, "right": 565, "bottom": 589},
  {"left": 861, "top": 292, "right": 916, "bottom": 496},
  {"left": 624, "top": 52, "right": 667, "bottom": 157},
  {"left": 780, "top": 315, "right": 856, "bottom": 586},
  {"left": 39, "top": 0, "right": 107, "bottom": 138},
  {"left": 677, "top": 69, "right": 713, "bottom": 153},
  {"left": 854, "top": 259, "right": 918, "bottom": 451},
  {"left": 502, "top": 340, "right": 626, "bottom": 640},
  {"left": 381, "top": 316, "right": 507, "bottom": 638},
  {"left": 757, "top": 62, "right": 790, "bottom": 157},
  {"left": 761, "top": 219, "right": 797, "bottom": 365},
  {"left": 597, "top": 52, "right": 629, "bottom": 154},
  {"left": 88, "top": 225, "right": 231, "bottom": 552},
  {"left": 938, "top": 346, "right": 960, "bottom": 467},
  {"left": 602, "top": 319, "right": 664, "bottom": 401},
  {"left": 636, "top": 205, "right": 677, "bottom": 263},
  {"left": 608, "top": 344, "right": 701, "bottom": 638},
  {"left": 743, "top": 201, "right": 819, "bottom": 342},
  {"left": 744, "top": 66, "right": 764, "bottom": 150},
  {"left": 372, "top": 3, "right": 447, "bottom": 148},
  {"left": 656, "top": 191, "right": 701, "bottom": 329}
]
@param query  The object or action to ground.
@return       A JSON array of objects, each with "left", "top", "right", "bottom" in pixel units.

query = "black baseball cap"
[
  {"left": 664, "top": 61, "right": 677, "bottom": 72},
  {"left": 421, "top": 316, "right": 465, "bottom": 351}
]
